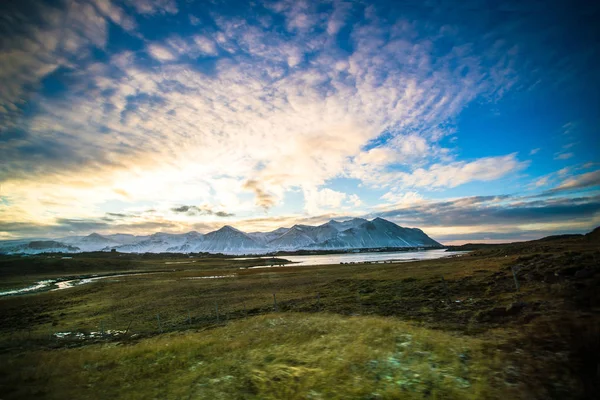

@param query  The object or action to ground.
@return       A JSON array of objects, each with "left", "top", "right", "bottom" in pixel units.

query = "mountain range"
[{"left": 0, "top": 218, "right": 442, "bottom": 255}]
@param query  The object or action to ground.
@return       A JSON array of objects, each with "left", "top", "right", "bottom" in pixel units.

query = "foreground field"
[
  {"left": 0, "top": 230, "right": 599, "bottom": 399},
  {"left": 3, "top": 313, "right": 495, "bottom": 399}
]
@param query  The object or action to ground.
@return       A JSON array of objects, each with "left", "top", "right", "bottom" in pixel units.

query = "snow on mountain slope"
[
  {"left": 112, "top": 232, "right": 199, "bottom": 253},
  {"left": 61, "top": 233, "right": 121, "bottom": 252},
  {"left": 0, "top": 218, "right": 442, "bottom": 254},
  {"left": 326, "top": 218, "right": 369, "bottom": 232},
  {"left": 0, "top": 239, "right": 42, "bottom": 253},
  {"left": 104, "top": 233, "right": 148, "bottom": 245},
  {"left": 247, "top": 227, "right": 290, "bottom": 245},
  {"left": 315, "top": 218, "right": 442, "bottom": 249},
  {"left": 1, "top": 240, "right": 80, "bottom": 254},
  {"left": 268, "top": 225, "right": 317, "bottom": 250},
  {"left": 265, "top": 223, "right": 340, "bottom": 250},
  {"left": 370, "top": 217, "right": 441, "bottom": 247},
  {"left": 196, "top": 226, "right": 267, "bottom": 254},
  {"left": 306, "top": 223, "right": 340, "bottom": 243}
]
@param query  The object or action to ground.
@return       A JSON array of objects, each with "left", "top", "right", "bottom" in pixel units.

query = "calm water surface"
[{"left": 245, "top": 249, "right": 468, "bottom": 268}]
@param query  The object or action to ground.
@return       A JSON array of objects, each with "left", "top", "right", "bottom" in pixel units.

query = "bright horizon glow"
[{"left": 1, "top": 0, "right": 599, "bottom": 244}]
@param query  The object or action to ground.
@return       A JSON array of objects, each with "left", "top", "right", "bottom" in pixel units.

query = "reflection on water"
[
  {"left": 0, "top": 280, "right": 56, "bottom": 296},
  {"left": 183, "top": 275, "right": 236, "bottom": 280},
  {"left": 53, "top": 272, "right": 163, "bottom": 291},
  {"left": 243, "top": 249, "right": 468, "bottom": 269},
  {"left": 0, "top": 272, "right": 163, "bottom": 297},
  {"left": 165, "top": 261, "right": 197, "bottom": 264},
  {"left": 53, "top": 330, "right": 128, "bottom": 339}
]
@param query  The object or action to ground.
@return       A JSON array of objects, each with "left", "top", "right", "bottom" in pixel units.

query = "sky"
[{"left": 0, "top": 0, "right": 599, "bottom": 244}]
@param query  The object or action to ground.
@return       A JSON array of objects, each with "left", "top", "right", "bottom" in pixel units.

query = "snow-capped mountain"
[
  {"left": 104, "top": 233, "right": 147, "bottom": 245},
  {"left": 109, "top": 232, "right": 203, "bottom": 253},
  {"left": 247, "top": 227, "right": 290, "bottom": 245},
  {"left": 316, "top": 218, "right": 441, "bottom": 249},
  {"left": 0, "top": 240, "right": 80, "bottom": 254},
  {"left": 268, "top": 225, "right": 317, "bottom": 250},
  {"left": 198, "top": 226, "right": 267, "bottom": 254},
  {"left": 0, "top": 218, "right": 442, "bottom": 255},
  {"left": 61, "top": 233, "right": 122, "bottom": 252},
  {"left": 326, "top": 218, "right": 368, "bottom": 232}
]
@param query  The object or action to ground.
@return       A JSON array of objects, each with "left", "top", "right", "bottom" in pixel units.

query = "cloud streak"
[
  {"left": 171, "top": 205, "right": 234, "bottom": 217},
  {"left": 546, "top": 169, "right": 600, "bottom": 194},
  {"left": 374, "top": 193, "right": 600, "bottom": 242}
]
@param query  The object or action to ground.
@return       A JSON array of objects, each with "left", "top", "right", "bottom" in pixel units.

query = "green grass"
[
  {"left": 0, "top": 253, "right": 290, "bottom": 290},
  {"left": 0, "top": 313, "right": 497, "bottom": 399},
  {"left": 0, "top": 253, "right": 513, "bottom": 338}
]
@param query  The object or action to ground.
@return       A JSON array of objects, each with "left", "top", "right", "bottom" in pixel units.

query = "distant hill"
[
  {"left": 447, "top": 226, "right": 600, "bottom": 257},
  {"left": 445, "top": 243, "right": 504, "bottom": 251},
  {"left": 585, "top": 226, "right": 600, "bottom": 243},
  {"left": 0, "top": 240, "right": 80, "bottom": 254},
  {"left": 0, "top": 218, "right": 442, "bottom": 255},
  {"left": 445, "top": 231, "right": 599, "bottom": 252}
]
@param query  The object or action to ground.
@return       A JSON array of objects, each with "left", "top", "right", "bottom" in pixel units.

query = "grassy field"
[{"left": 0, "top": 230, "right": 599, "bottom": 399}]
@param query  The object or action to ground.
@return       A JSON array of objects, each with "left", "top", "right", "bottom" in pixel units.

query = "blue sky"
[{"left": 0, "top": 0, "right": 599, "bottom": 243}]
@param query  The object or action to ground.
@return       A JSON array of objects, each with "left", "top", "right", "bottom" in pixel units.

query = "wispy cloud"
[
  {"left": 147, "top": 43, "right": 177, "bottom": 61},
  {"left": 171, "top": 205, "right": 234, "bottom": 217},
  {"left": 380, "top": 191, "right": 424, "bottom": 207},
  {"left": 554, "top": 152, "right": 574, "bottom": 160},
  {"left": 303, "top": 187, "right": 363, "bottom": 214},
  {"left": 532, "top": 176, "right": 550, "bottom": 188},
  {"left": 562, "top": 121, "right": 578, "bottom": 136},
  {"left": 127, "top": 0, "right": 178, "bottom": 16},
  {"left": 370, "top": 154, "right": 528, "bottom": 189},
  {"left": 551, "top": 170, "right": 600, "bottom": 193},
  {"left": 0, "top": 0, "right": 596, "bottom": 240},
  {"left": 243, "top": 180, "right": 278, "bottom": 210}
]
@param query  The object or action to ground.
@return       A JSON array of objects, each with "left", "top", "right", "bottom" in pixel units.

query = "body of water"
[
  {"left": 0, "top": 272, "right": 164, "bottom": 297},
  {"left": 245, "top": 249, "right": 468, "bottom": 268}
]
